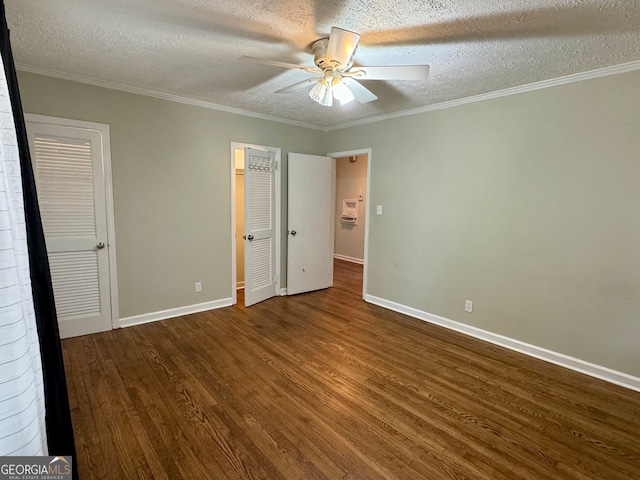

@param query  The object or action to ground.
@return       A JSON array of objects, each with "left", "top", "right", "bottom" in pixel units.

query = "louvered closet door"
[
  {"left": 27, "top": 123, "right": 112, "bottom": 338},
  {"left": 243, "top": 147, "right": 276, "bottom": 307}
]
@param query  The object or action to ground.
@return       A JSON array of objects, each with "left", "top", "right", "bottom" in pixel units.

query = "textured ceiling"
[{"left": 5, "top": 0, "right": 640, "bottom": 128}]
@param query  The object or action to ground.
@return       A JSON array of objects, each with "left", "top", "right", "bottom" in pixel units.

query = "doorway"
[
  {"left": 329, "top": 149, "right": 371, "bottom": 299},
  {"left": 234, "top": 149, "right": 245, "bottom": 293},
  {"left": 230, "top": 142, "right": 281, "bottom": 306}
]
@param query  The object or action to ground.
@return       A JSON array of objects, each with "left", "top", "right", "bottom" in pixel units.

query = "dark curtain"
[{"left": 0, "top": 3, "right": 78, "bottom": 478}]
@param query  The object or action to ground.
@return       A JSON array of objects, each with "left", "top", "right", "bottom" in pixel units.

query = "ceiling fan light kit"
[
  {"left": 309, "top": 79, "right": 333, "bottom": 106},
  {"left": 241, "top": 27, "right": 430, "bottom": 107},
  {"left": 309, "top": 70, "right": 356, "bottom": 107}
]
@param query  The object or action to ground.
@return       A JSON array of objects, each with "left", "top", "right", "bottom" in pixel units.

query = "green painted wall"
[
  {"left": 327, "top": 70, "right": 640, "bottom": 377},
  {"left": 18, "top": 71, "right": 325, "bottom": 318},
  {"left": 19, "top": 68, "right": 640, "bottom": 377}
]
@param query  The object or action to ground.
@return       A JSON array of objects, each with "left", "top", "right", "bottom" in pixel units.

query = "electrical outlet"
[
  {"left": 195, "top": 282, "right": 202, "bottom": 293},
  {"left": 465, "top": 300, "right": 473, "bottom": 313},
  {"left": 376, "top": 205, "right": 383, "bottom": 215}
]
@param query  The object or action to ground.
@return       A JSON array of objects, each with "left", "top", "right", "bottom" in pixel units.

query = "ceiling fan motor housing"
[{"left": 311, "top": 38, "right": 354, "bottom": 71}]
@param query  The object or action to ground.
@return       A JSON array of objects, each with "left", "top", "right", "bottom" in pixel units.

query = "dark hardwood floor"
[
  {"left": 333, "top": 258, "right": 363, "bottom": 297},
  {"left": 63, "top": 269, "right": 640, "bottom": 479}
]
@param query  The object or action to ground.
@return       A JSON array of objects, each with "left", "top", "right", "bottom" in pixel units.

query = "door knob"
[
  {"left": 242, "top": 235, "right": 246, "bottom": 240},
  {"left": 96, "top": 242, "right": 105, "bottom": 249},
  {"left": 247, "top": 235, "right": 254, "bottom": 241},
  {"left": 290, "top": 230, "right": 297, "bottom": 236}
]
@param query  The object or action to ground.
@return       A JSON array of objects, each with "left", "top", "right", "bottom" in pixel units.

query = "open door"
[
  {"left": 243, "top": 147, "right": 277, "bottom": 306},
  {"left": 287, "top": 153, "right": 334, "bottom": 295}
]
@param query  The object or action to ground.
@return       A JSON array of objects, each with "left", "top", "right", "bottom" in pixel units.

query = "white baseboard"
[
  {"left": 364, "top": 294, "right": 640, "bottom": 392},
  {"left": 334, "top": 254, "right": 364, "bottom": 265},
  {"left": 279, "top": 288, "right": 287, "bottom": 296},
  {"left": 119, "top": 298, "right": 233, "bottom": 328}
]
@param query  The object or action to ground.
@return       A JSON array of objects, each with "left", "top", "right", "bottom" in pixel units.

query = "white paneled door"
[
  {"left": 27, "top": 118, "right": 115, "bottom": 338},
  {"left": 243, "top": 147, "right": 277, "bottom": 307},
  {"left": 287, "top": 153, "right": 334, "bottom": 295}
]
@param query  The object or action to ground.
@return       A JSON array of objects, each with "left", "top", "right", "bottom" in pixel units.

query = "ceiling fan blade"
[
  {"left": 347, "top": 65, "right": 430, "bottom": 81},
  {"left": 343, "top": 78, "right": 377, "bottom": 104},
  {"left": 239, "top": 56, "right": 321, "bottom": 73},
  {"left": 326, "top": 27, "right": 361, "bottom": 68},
  {"left": 275, "top": 78, "right": 319, "bottom": 94}
]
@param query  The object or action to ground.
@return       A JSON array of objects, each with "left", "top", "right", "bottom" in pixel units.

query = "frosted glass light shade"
[
  {"left": 309, "top": 77, "right": 353, "bottom": 107},
  {"left": 332, "top": 81, "right": 355, "bottom": 105}
]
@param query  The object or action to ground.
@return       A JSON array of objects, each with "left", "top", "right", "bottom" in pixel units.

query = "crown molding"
[
  {"left": 17, "top": 60, "right": 640, "bottom": 133},
  {"left": 326, "top": 59, "right": 640, "bottom": 131},
  {"left": 15, "top": 63, "right": 325, "bottom": 131}
]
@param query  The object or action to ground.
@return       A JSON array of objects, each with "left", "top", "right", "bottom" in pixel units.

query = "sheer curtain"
[
  {"left": 0, "top": 50, "right": 47, "bottom": 456},
  {"left": 1, "top": 3, "right": 76, "bottom": 475}
]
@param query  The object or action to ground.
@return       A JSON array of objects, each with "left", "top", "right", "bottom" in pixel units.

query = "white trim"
[
  {"left": 230, "top": 142, "right": 281, "bottom": 306},
  {"left": 364, "top": 294, "right": 640, "bottom": 393},
  {"left": 330, "top": 158, "right": 336, "bottom": 286},
  {"left": 328, "top": 148, "right": 372, "bottom": 300},
  {"left": 101, "top": 123, "right": 120, "bottom": 329},
  {"left": 119, "top": 298, "right": 232, "bottom": 328},
  {"left": 333, "top": 254, "right": 364, "bottom": 265},
  {"left": 274, "top": 148, "right": 282, "bottom": 296},
  {"left": 230, "top": 145, "right": 238, "bottom": 305},
  {"left": 17, "top": 63, "right": 323, "bottom": 131},
  {"left": 26, "top": 113, "right": 107, "bottom": 131},
  {"left": 327, "top": 60, "right": 640, "bottom": 131},
  {"left": 279, "top": 288, "right": 287, "bottom": 296},
  {"left": 25, "top": 113, "right": 121, "bottom": 329}
]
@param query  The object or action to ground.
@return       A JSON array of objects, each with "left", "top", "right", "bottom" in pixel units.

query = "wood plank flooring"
[
  {"left": 63, "top": 264, "right": 640, "bottom": 479},
  {"left": 332, "top": 259, "right": 363, "bottom": 297}
]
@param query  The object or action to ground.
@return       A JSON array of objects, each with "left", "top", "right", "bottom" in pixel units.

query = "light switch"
[{"left": 376, "top": 205, "right": 383, "bottom": 215}]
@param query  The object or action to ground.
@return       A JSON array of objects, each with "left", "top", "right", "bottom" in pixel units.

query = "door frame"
[
  {"left": 25, "top": 113, "right": 120, "bottom": 329},
  {"left": 230, "top": 142, "right": 281, "bottom": 305},
  {"left": 327, "top": 148, "right": 372, "bottom": 300}
]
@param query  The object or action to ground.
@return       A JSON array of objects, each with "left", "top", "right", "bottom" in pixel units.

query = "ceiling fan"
[{"left": 240, "top": 27, "right": 430, "bottom": 107}]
